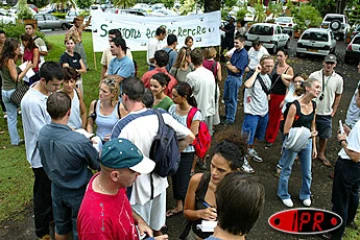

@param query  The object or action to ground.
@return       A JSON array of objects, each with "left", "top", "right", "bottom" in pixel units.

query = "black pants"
[
  {"left": 331, "top": 157, "right": 360, "bottom": 239},
  {"left": 33, "top": 167, "right": 53, "bottom": 238},
  {"left": 0, "top": 76, "right": 6, "bottom": 113},
  {"left": 172, "top": 152, "right": 194, "bottom": 200}
]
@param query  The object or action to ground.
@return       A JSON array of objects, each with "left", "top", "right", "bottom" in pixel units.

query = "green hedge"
[{"left": 51, "top": 12, "right": 67, "bottom": 19}]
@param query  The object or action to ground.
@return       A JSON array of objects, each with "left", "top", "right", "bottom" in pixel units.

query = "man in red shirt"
[
  {"left": 141, "top": 50, "right": 177, "bottom": 98},
  {"left": 77, "top": 138, "right": 167, "bottom": 240}
]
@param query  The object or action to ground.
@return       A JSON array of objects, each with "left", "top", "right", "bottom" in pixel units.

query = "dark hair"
[
  {"left": 40, "top": 61, "right": 65, "bottom": 83},
  {"left": 211, "top": 129, "right": 247, "bottom": 170},
  {"left": 185, "top": 36, "right": 193, "bottom": 46},
  {"left": 47, "top": 92, "right": 71, "bottom": 120},
  {"left": 252, "top": 38, "right": 260, "bottom": 47},
  {"left": 295, "top": 77, "right": 320, "bottom": 96},
  {"left": 111, "top": 36, "right": 127, "bottom": 54},
  {"left": 151, "top": 72, "right": 170, "bottom": 87},
  {"left": 0, "top": 38, "right": 19, "bottom": 69},
  {"left": 277, "top": 49, "right": 289, "bottom": 56},
  {"left": 142, "top": 88, "right": 154, "bottom": 108},
  {"left": 63, "top": 67, "right": 79, "bottom": 81},
  {"left": 21, "top": 34, "right": 38, "bottom": 51},
  {"left": 0, "top": 30, "right": 5, "bottom": 35},
  {"left": 216, "top": 172, "right": 265, "bottom": 236},
  {"left": 174, "top": 82, "right": 197, "bottom": 107},
  {"left": 190, "top": 48, "right": 204, "bottom": 66},
  {"left": 167, "top": 34, "right": 177, "bottom": 46},
  {"left": 235, "top": 35, "right": 245, "bottom": 42},
  {"left": 122, "top": 77, "right": 145, "bottom": 101},
  {"left": 25, "top": 24, "right": 35, "bottom": 29},
  {"left": 156, "top": 26, "right": 166, "bottom": 36},
  {"left": 64, "top": 37, "right": 75, "bottom": 45},
  {"left": 154, "top": 50, "right": 169, "bottom": 67},
  {"left": 109, "top": 29, "right": 122, "bottom": 38}
]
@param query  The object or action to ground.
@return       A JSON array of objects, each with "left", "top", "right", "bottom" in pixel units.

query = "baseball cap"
[
  {"left": 100, "top": 138, "right": 155, "bottom": 174},
  {"left": 73, "top": 16, "right": 84, "bottom": 23},
  {"left": 324, "top": 54, "right": 337, "bottom": 63},
  {"left": 284, "top": 127, "right": 311, "bottom": 153}
]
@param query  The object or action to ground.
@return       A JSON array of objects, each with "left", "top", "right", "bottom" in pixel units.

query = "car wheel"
[
  {"left": 330, "top": 20, "right": 342, "bottom": 32},
  {"left": 284, "top": 40, "right": 290, "bottom": 49},
  {"left": 61, "top": 24, "right": 67, "bottom": 30},
  {"left": 272, "top": 43, "right": 278, "bottom": 54}
]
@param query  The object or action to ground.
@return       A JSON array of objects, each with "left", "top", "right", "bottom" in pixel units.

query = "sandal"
[
  {"left": 317, "top": 157, "right": 332, "bottom": 167},
  {"left": 166, "top": 209, "right": 183, "bottom": 218}
]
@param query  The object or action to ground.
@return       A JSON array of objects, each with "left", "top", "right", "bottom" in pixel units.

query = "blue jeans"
[
  {"left": 241, "top": 113, "right": 269, "bottom": 145},
  {"left": 2, "top": 89, "right": 21, "bottom": 145},
  {"left": 278, "top": 139, "right": 312, "bottom": 200},
  {"left": 223, "top": 75, "right": 242, "bottom": 122},
  {"left": 330, "top": 157, "right": 360, "bottom": 240}
]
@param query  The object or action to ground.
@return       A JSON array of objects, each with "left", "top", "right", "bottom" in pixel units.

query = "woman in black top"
[
  {"left": 277, "top": 78, "right": 320, "bottom": 208},
  {"left": 265, "top": 49, "right": 294, "bottom": 148}
]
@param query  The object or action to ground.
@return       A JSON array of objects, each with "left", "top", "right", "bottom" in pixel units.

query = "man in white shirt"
[
  {"left": 111, "top": 77, "right": 194, "bottom": 236},
  {"left": 345, "top": 64, "right": 360, "bottom": 129},
  {"left": 147, "top": 26, "right": 166, "bottom": 71},
  {"left": 245, "top": 39, "right": 269, "bottom": 80},
  {"left": 100, "top": 29, "right": 133, "bottom": 81},
  {"left": 309, "top": 54, "right": 343, "bottom": 167}
]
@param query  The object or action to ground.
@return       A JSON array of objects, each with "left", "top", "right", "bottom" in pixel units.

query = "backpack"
[
  {"left": 186, "top": 107, "right": 212, "bottom": 158},
  {"left": 111, "top": 109, "right": 180, "bottom": 178}
]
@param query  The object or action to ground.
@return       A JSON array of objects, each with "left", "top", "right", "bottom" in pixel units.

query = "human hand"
[
  {"left": 312, "top": 148, "right": 317, "bottom": 159},
  {"left": 138, "top": 220, "right": 153, "bottom": 237},
  {"left": 337, "top": 131, "right": 346, "bottom": 142},
  {"left": 198, "top": 208, "right": 217, "bottom": 221},
  {"left": 26, "top": 61, "right": 32, "bottom": 69},
  {"left": 154, "top": 235, "right": 168, "bottom": 240},
  {"left": 310, "top": 130, "right": 318, "bottom": 138},
  {"left": 255, "top": 64, "right": 262, "bottom": 73}
]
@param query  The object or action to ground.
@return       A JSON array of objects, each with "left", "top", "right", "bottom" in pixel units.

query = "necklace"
[{"left": 96, "top": 177, "right": 115, "bottom": 195}]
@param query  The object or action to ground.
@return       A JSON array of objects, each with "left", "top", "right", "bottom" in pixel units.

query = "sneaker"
[
  {"left": 302, "top": 198, "right": 311, "bottom": 207},
  {"left": 265, "top": 142, "right": 274, "bottom": 149},
  {"left": 241, "top": 157, "right": 255, "bottom": 173},
  {"left": 281, "top": 198, "right": 294, "bottom": 208},
  {"left": 248, "top": 148, "right": 263, "bottom": 163},
  {"left": 40, "top": 235, "right": 52, "bottom": 240}
]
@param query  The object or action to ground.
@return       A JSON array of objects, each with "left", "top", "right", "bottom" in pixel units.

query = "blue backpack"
[{"left": 111, "top": 109, "right": 180, "bottom": 178}]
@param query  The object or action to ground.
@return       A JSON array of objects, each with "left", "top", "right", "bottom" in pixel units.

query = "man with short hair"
[
  {"left": 21, "top": 61, "right": 64, "bottom": 240},
  {"left": 147, "top": 26, "right": 167, "bottom": 70},
  {"left": 25, "top": 24, "right": 47, "bottom": 67},
  {"left": 205, "top": 172, "right": 265, "bottom": 240},
  {"left": 245, "top": 39, "right": 269, "bottom": 80},
  {"left": 111, "top": 77, "right": 195, "bottom": 236},
  {"left": 242, "top": 56, "right": 274, "bottom": 173},
  {"left": 309, "top": 54, "right": 343, "bottom": 167},
  {"left": 141, "top": 50, "right": 177, "bottom": 97},
  {"left": 77, "top": 138, "right": 168, "bottom": 239},
  {"left": 100, "top": 29, "right": 133, "bottom": 81},
  {"left": 220, "top": 17, "right": 235, "bottom": 55},
  {"left": 186, "top": 48, "right": 216, "bottom": 136},
  {"left": 163, "top": 34, "right": 178, "bottom": 72},
  {"left": 38, "top": 92, "right": 99, "bottom": 240},
  {"left": 222, "top": 35, "right": 248, "bottom": 125},
  {"left": 345, "top": 64, "right": 360, "bottom": 129},
  {"left": 107, "top": 36, "right": 135, "bottom": 84},
  {"left": 65, "top": 16, "right": 91, "bottom": 69}
]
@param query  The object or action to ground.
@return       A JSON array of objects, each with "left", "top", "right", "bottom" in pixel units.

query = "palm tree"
[{"left": 113, "top": 0, "right": 136, "bottom": 9}]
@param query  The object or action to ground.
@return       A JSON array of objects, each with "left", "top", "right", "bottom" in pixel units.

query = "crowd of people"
[{"left": 0, "top": 15, "right": 359, "bottom": 240}]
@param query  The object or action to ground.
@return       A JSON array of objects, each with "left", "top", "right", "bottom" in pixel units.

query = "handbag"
[{"left": 10, "top": 76, "right": 29, "bottom": 106}]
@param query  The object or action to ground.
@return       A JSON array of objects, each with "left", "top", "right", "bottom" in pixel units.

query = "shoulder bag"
[{"left": 10, "top": 76, "right": 29, "bottom": 107}]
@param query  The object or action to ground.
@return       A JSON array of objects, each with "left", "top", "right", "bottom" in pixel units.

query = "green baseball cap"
[{"left": 100, "top": 138, "right": 155, "bottom": 174}]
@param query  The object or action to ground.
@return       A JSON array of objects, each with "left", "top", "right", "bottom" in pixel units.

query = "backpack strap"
[
  {"left": 74, "top": 88, "right": 80, "bottom": 100},
  {"left": 211, "top": 61, "right": 217, "bottom": 79},
  {"left": 186, "top": 107, "right": 198, "bottom": 129},
  {"left": 90, "top": 99, "right": 99, "bottom": 121},
  {"left": 256, "top": 74, "right": 270, "bottom": 95},
  {"left": 116, "top": 101, "right": 121, "bottom": 119}
]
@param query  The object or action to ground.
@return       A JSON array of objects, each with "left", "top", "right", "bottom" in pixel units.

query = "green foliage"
[
  {"left": 50, "top": 0, "right": 76, "bottom": 9},
  {"left": 310, "top": 0, "right": 336, "bottom": 17},
  {"left": 236, "top": 7, "right": 250, "bottom": 21},
  {"left": 17, "top": 0, "right": 34, "bottom": 20},
  {"left": 28, "top": 0, "right": 49, "bottom": 8},
  {"left": 180, "top": 0, "right": 196, "bottom": 15},
  {"left": 51, "top": 12, "right": 67, "bottom": 19},
  {"left": 221, "top": 7, "right": 229, "bottom": 20},
  {"left": 79, "top": 11, "right": 90, "bottom": 17},
  {"left": 254, "top": 3, "right": 266, "bottom": 23},
  {"left": 113, "top": 0, "right": 136, "bottom": 8},
  {"left": 293, "top": 4, "right": 322, "bottom": 30},
  {"left": 285, "top": 0, "right": 296, "bottom": 17},
  {"left": 76, "top": 0, "right": 95, "bottom": 9},
  {"left": 268, "top": 2, "right": 284, "bottom": 19},
  {"left": 224, "top": 0, "right": 237, "bottom": 8},
  {"left": 348, "top": 5, "right": 360, "bottom": 26},
  {"left": 161, "top": 0, "right": 175, "bottom": 9}
]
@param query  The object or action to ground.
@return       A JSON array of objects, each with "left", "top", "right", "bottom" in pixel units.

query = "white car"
[
  {"left": 275, "top": 17, "right": 296, "bottom": 35},
  {"left": 245, "top": 23, "right": 290, "bottom": 53},
  {"left": 345, "top": 33, "right": 360, "bottom": 63},
  {"left": 296, "top": 28, "right": 336, "bottom": 57},
  {"left": 151, "top": 9, "right": 178, "bottom": 17},
  {"left": 0, "top": 9, "right": 15, "bottom": 24},
  {"left": 320, "top": 13, "right": 350, "bottom": 40}
]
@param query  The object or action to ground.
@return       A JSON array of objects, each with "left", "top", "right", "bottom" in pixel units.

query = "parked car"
[
  {"left": 245, "top": 23, "right": 290, "bottom": 53},
  {"left": 345, "top": 33, "right": 360, "bottom": 63},
  {"left": 34, "top": 13, "right": 71, "bottom": 30},
  {"left": 320, "top": 13, "right": 350, "bottom": 40},
  {"left": 104, "top": 8, "right": 148, "bottom": 17},
  {"left": 275, "top": 17, "right": 296, "bottom": 35},
  {"left": 296, "top": 28, "right": 336, "bottom": 57},
  {"left": 151, "top": 9, "right": 178, "bottom": 17},
  {"left": 350, "top": 25, "right": 360, "bottom": 39}
]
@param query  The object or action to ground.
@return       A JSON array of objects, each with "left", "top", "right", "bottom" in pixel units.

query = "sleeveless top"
[
  {"left": 68, "top": 89, "right": 82, "bottom": 129},
  {"left": 270, "top": 64, "right": 290, "bottom": 95},
  {"left": 23, "top": 48, "right": 40, "bottom": 72},
  {"left": 1, "top": 65, "right": 16, "bottom": 91},
  {"left": 203, "top": 59, "right": 218, "bottom": 79},
  {"left": 95, "top": 100, "right": 119, "bottom": 141},
  {"left": 290, "top": 100, "right": 316, "bottom": 130}
]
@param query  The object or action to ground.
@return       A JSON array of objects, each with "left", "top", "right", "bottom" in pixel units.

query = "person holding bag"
[
  {"left": 21, "top": 34, "right": 40, "bottom": 85},
  {"left": 277, "top": 78, "right": 321, "bottom": 208},
  {"left": 0, "top": 38, "right": 31, "bottom": 145}
]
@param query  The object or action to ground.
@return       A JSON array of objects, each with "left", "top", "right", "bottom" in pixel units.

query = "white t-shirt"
[
  {"left": 345, "top": 81, "right": 360, "bottom": 129},
  {"left": 146, "top": 38, "right": 162, "bottom": 67},
  {"left": 247, "top": 46, "right": 269, "bottom": 70},
  {"left": 338, "top": 118, "right": 360, "bottom": 160},
  {"left": 116, "top": 108, "right": 191, "bottom": 206},
  {"left": 282, "top": 83, "right": 302, "bottom": 113},
  {"left": 309, "top": 69, "right": 343, "bottom": 116},
  {"left": 185, "top": 67, "right": 216, "bottom": 118},
  {"left": 243, "top": 73, "right": 271, "bottom": 117}
]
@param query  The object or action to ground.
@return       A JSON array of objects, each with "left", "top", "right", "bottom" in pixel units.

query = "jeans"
[
  {"left": 223, "top": 75, "right": 242, "bottom": 122},
  {"left": 278, "top": 139, "right": 312, "bottom": 200},
  {"left": 33, "top": 168, "right": 53, "bottom": 238},
  {"left": 2, "top": 89, "right": 21, "bottom": 145},
  {"left": 0, "top": 76, "right": 6, "bottom": 113},
  {"left": 172, "top": 152, "right": 194, "bottom": 200},
  {"left": 242, "top": 113, "right": 269, "bottom": 145},
  {"left": 330, "top": 157, "right": 360, "bottom": 240}
]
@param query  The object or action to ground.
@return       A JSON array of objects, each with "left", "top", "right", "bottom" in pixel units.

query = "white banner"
[{"left": 90, "top": 10, "right": 221, "bottom": 52}]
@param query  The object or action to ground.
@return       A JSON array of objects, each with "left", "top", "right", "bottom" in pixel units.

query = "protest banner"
[{"left": 90, "top": 10, "right": 221, "bottom": 52}]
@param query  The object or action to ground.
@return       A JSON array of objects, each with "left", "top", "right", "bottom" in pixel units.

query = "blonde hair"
[
  {"left": 173, "top": 47, "right": 190, "bottom": 69},
  {"left": 204, "top": 47, "right": 217, "bottom": 59},
  {"left": 295, "top": 77, "right": 320, "bottom": 96},
  {"left": 100, "top": 78, "right": 120, "bottom": 102}
]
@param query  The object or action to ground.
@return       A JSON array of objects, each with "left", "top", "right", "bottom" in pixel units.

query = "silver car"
[
  {"left": 296, "top": 28, "right": 336, "bottom": 57},
  {"left": 34, "top": 13, "right": 71, "bottom": 30}
]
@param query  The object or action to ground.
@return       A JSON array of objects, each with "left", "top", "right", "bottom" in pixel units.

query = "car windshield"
[
  {"left": 302, "top": 32, "right": 328, "bottom": 42},
  {"left": 353, "top": 37, "right": 360, "bottom": 44},
  {"left": 324, "top": 16, "right": 343, "bottom": 22},
  {"left": 276, "top": 18, "right": 291, "bottom": 23},
  {"left": 249, "top": 25, "right": 273, "bottom": 35}
]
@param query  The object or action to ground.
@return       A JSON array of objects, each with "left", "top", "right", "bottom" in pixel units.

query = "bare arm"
[
  {"left": 216, "top": 62, "right": 222, "bottom": 81},
  {"left": 77, "top": 59, "right": 87, "bottom": 74},
  {"left": 7, "top": 59, "right": 32, "bottom": 82},
  {"left": 32, "top": 48, "right": 40, "bottom": 69},
  {"left": 338, "top": 132, "right": 360, "bottom": 163},
  {"left": 244, "top": 65, "right": 261, "bottom": 89},
  {"left": 281, "top": 73, "right": 293, "bottom": 87},
  {"left": 82, "top": 16, "right": 92, "bottom": 29},
  {"left": 190, "top": 120, "right": 200, "bottom": 136},
  {"left": 100, "top": 65, "right": 107, "bottom": 81},
  {"left": 283, "top": 104, "right": 297, "bottom": 135},
  {"left": 86, "top": 100, "right": 96, "bottom": 133},
  {"left": 132, "top": 210, "right": 153, "bottom": 237},
  {"left": 78, "top": 90, "right": 87, "bottom": 128},
  {"left": 178, "top": 132, "right": 195, "bottom": 152},
  {"left": 331, "top": 94, "right": 342, "bottom": 117},
  {"left": 107, "top": 74, "right": 125, "bottom": 84}
]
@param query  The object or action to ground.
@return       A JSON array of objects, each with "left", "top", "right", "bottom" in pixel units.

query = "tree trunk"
[{"left": 204, "top": 0, "right": 221, "bottom": 13}]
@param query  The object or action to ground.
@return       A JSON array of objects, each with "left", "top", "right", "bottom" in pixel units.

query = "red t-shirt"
[
  {"left": 23, "top": 48, "right": 40, "bottom": 72},
  {"left": 141, "top": 67, "right": 178, "bottom": 98},
  {"left": 77, "top": 173, "right": 139, "bottom": 240}
]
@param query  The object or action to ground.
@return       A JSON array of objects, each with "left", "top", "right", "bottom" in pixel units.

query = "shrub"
[
  {"left": 51, "top": 12, "right": 67, "bottom": 19},
  {"left": 293, "top": 4, "right": 322, "bottom": 29}
]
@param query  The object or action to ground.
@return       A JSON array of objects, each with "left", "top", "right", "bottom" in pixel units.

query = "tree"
[
  {"left": 310, "top": 0, "right": 336, "bottom": 17},
  {"left": 113, "top": 0, "right": 136, "bottom": 8},
  {"left": 28, "top": 0, "right": 49, "bottom": 8},
  {"left": 162, "top": 0, "right": 175, "bottom": 9},
  {"left": 76, "top": 0, "right": 94, "bottom": 9},
  {"left": 254, "top": 3, "right": 266, "bottom": 22},
  {"left": 204, "top": 0, "right": 220, "bottom": 12},
  {"left": 268, "top": 2, "right": 283, "bottom": 19},
  {"left": 17, "top": 0, "right": 34, "bottom": 20},
  {"left": 50, "top": 0, "right": 76, "bottom": 9}
]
